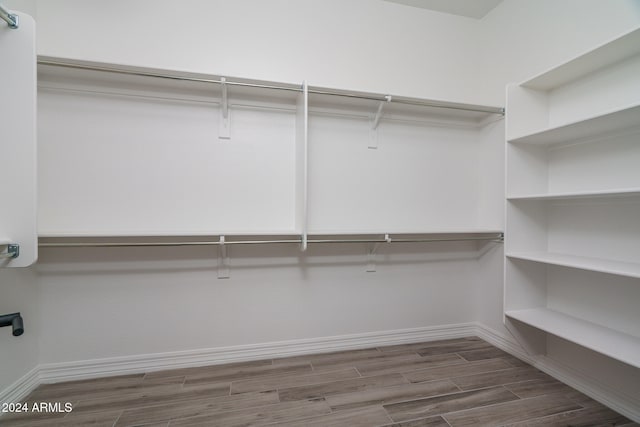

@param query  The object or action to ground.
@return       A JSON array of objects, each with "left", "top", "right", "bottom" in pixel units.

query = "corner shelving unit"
[{"left": 504, "top": 28, "right": 640, "bottom": 368}]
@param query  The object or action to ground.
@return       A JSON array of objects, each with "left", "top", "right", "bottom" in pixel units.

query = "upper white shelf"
[
  {"left": 506, "top": 251, "right": 640, "bottom": 279},
  {"left": 37, "top": 230, "right": 302, "bottom": 238},
  {"left": 507, "top": 187, "right": 640, "bottom": 201},
  {"left": 508, "top": 103, "right": 640, "bottom": 145},
  {"left": 306, "top": 228, "right": 503, "bottom": 236},
  {"left": 505, "top": 308, "right": 640, "bottom": 368},
  {"left": 522, "top": 28, "right": 640, "bottom": 91}
]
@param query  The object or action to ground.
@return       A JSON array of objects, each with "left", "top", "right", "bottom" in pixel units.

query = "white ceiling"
[{"left": 384, "top": 0, "right": 503, "bottom": 19}]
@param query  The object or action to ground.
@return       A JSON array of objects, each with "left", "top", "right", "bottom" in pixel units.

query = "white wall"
[
  {"left": 31, "top": 0, "right": 485, "bottom": 106},
  {"left": 0, "top": 269, "right": 39, "bottom": 398},
  {"left": 35, "top": 242, "right": 484, "bottom": 364}
]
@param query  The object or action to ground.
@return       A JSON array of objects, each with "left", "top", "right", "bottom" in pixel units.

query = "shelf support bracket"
[
  {"left": 366, "top": 234, "right": 391, "bottom": 272},
  {"left": 219, "top": 77, "right": 231, "bottom": 140},
  {"left": 0, "top": 243, "right": 19, "bottom": 259},
  {"left": 369, "top": 96, "right": 391, "bottom": 149},
  {"left": 217, "top": 235, "right": 230, "bottom": 279}
]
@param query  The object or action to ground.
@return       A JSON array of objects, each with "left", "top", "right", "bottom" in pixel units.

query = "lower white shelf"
[
  {"left": 505, "top": 308, "right": 640, "bottom": 368},
  {"left": 506, "top": 251, "right": 640, "bottom": 279},
  {"left": 507, "top": 187, "right": 640, "bottom": 201}
]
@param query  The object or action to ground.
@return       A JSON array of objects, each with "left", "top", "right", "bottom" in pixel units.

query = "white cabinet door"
[{"left": 0, "top": 12, "right": 36, "bottom": 267}]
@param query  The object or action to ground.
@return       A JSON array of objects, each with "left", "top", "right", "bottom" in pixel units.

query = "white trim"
[
  {"left": 0, "top": 366, "right": 39, "bottom": 406},
  {"left": 475, "top": 322, "right": 640, "bottom": 423}
]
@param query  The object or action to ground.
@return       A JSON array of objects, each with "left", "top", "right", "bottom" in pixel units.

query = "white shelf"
[
  {"left": 37, "top": 230, "right": 302, "bottom": 238},
  {"left": 306, "top": 229, "right": 503, "bottom": 236},
  {"left": 522, "top": 28, "right": 640, "bottom": 91},
  {"left": 38, "top": 229, "right": 503, "bottom": 239},
  {"left": 506, "top": 251, "right": 640, "bottom": 279},
  {"left": 508, "top": 104, "right": 640, "bottom": 145},
  {"left": 507, "top": 187, "right": 640, "bottom": 201},
  {"left": 505, "top": 308, "right": 640, "bottom": 368}
]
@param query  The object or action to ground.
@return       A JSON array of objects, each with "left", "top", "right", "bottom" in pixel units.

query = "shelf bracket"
[
  {"left": 369, "top": 96, "right": 391, "bottom": 149},
  {"left": 0, "top": 5, "right": 19, "bottom": 29},
  {"left": 366, "top": 234, "right": 391, "bottom": 272},
  {"left": 219, "top": 77, "right": 231, "bottom": 140},
  {"left": 0, "top": 243, "right": 19, "bottom": 260},
  {"left": 217, "top": 235, "right": 230, "bottom": 279}
]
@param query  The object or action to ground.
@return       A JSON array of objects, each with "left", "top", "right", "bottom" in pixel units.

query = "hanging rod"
[
  {"left": 308, "top": 88, "right": 504, "bottom": 115},
  {"left": 0, "top": 3, "right": 18, "bottom": 29},
  {"left": 39, "top": 234, "right": 504, "bottom": 248},
  {"left": 38, "top": 59, "right": 303, "bottom": 92},
  {"left": 37, "top": 59, "right": 505, "bottom": 116}
]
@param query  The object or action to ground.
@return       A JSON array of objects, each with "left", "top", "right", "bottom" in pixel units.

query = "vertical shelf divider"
[{"left": 296, "top": 81, "right": 308, "bottom": 251}]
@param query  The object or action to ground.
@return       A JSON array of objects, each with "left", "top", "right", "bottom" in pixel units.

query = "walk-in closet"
[{"left": 1, "top": 1, "right": 639, "bottom": 425}]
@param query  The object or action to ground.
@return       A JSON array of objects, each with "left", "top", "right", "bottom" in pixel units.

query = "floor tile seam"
[
  {"left": 493, "top": 406, "right": 599, "bottom": 427},
  {"left": 355, "top": 356, "right": 469, "bottom": 373},
  {"left": 326, "top": 377, "right": 465, "bottom": 409},
  {"left": 447, "top": 366, "right": 541, "bottom": 385},
  {"left": 377, "top": 359, "right": 470, "bottom": 378},
  {"left": 229, "top": 369, "right": 363, "bottom": 395},
  {"left": 383, "top": 384, "right": 518, "bottom": 417},
  {"left": 505, "top": 385, "right": 574, "bottom": 400},
  {"left": 73, "top": 387, "right": 230, "bottom": 411},
  {"left": 111, "top": 409, "right": 124, "bottom": 427},
  {"left": 379, "top": 413, "right": 454, "bottom": 427},
  {"left": 437, "top": 392, "right": 585, "bottom": 426},
  {"left": 79, "top": 389, "right": 272, "bottom": 420},
  {"left": 511, "top": 388, "right": 597, "bottom": 405},
  {"left": 404, "top": 364, "right": 517, "bottom": 384},
  {"left": 415, "top": 346, "right": 494, "bottom": 357},
  {"left": 452, "top": 374, "right": 555, "bottom": 392},
  {"left": 48, "top": 383, "right": 187, "bottom": 404},
  {"left": 328, "top": 390, "right": 469, "bottom": 413},
  {"left": 311, "top": 356, "right": 422, "bottom": 372},
  {"left": 276, "top": 369, "right": 416, "bottom": 399},
  {"left": 157, "top": 397, "right": 331, "bottom": 427},
  {"left": 182, "top": 362, "right": 314, "bottom": 385},
  {"left": 257, "top": 404, "right": 393, "bottom": 427},
  {"left": 119, "top": 398, "right": 295, "bottom": 427}
]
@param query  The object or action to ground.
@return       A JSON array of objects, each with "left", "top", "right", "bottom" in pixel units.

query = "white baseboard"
[
  {"left": 3, "top": 322, "right": 638, "bottom": 423},
  {"left": 475, "top": 322, "right": 640, "bottom": 423},
  {"left": 1, "top": 322, "right": 475, "bottom": 404},
  {"left": 0, "top": 366, "right": 39, "bottom": 407}
]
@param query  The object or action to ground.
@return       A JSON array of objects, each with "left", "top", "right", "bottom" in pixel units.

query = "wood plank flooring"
[{"left": 2, "top": 337, "right": 636, "bottom": 426}]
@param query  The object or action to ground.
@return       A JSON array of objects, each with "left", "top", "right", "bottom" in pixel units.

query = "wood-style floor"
[{"left": 2, "top": 337, "right": 636, "bottom": 426}]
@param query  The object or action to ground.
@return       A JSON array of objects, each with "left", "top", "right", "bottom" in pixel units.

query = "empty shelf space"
[
  {"left": 507, "top": 187, "right": 640, "bottom": 201},
  {"left": 508, "top": 104, "right": 640, "bottom": 145},
  {"left": 505, "top": 308, "right": 640, "bottom": 368},
  {"left": 506, "top": 251, "right": 640, "bottom": 279}
]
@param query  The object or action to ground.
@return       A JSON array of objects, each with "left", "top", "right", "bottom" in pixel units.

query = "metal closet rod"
[
  {"left": 39, "top": 234, "right": 504, "bottom": 248},
  {"left": 0, "top": 3, "right": 18, "bottom": 29},
  {"left": 37, "top": 59, "right": 505, "bottom": 116}
]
